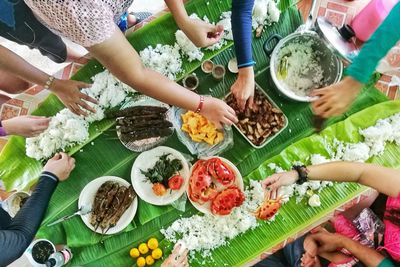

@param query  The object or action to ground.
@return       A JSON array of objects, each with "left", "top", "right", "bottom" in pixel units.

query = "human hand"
[
  {"left": 181, "top": 18, "right": 223, "bottom": 47},
  {"left": 43, "top": 152, "right": 75, "bottom": 181},
  {"left": 310, "top": 231, "right": 343, "bottom": 254},
  {"left": 51, "top": 79, "right": 97, "bottom": 116},
  {"left": 262, "top": 170, "right": 298, "bottom": 197},
  {"left": 2, "top": 115, "right": 50, "bottom": 137},
  {"left": 161, "top": 243, "right": 189, "bottom": 267},
  {"left": 310, "top": 77, "right": 362, "bottom": 118},
  {"left": 231, "top": 67, "right": 255, "bottom": 111},
  {"left": 200, "top": 96, "right": 238, "bottom": 128}
]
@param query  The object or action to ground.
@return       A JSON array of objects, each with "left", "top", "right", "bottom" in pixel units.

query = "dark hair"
[{"left": 385, "top": 208, "right": 400, "bottom": 227}]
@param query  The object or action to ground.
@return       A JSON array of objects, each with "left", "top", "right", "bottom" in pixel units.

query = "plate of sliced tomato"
[{"left": 187, "top": 157, "right": 245, "bottom": 216}]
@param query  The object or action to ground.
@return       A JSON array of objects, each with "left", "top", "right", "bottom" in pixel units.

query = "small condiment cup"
[
  {"left": 212, "top": 65, "right": 226, "bottom": 81},
  {"left": 201, "top": 60, "right": 214, "bottom": 74},
  {"left": 182, "top": 74, "right": 199, "bottom": 91},
  {"left": 228, "top": 58, "right": 239, "bottom": 74},
  {"left": 25, "top": 239, "right": 56, "bottom": 267}
]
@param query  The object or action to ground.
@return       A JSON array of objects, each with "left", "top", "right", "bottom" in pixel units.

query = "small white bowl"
[{"left": 24, "top": 239, "right": 56, "bottom": 267}]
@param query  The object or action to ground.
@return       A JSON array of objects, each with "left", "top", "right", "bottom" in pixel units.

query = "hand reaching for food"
[
  {"left": 181, "top": 18, "right": 224, "bottom": 47},
  {"left": 2, "top": 115, "right": 50, "bottom": 137},
  {"left": 200, "top": 97, "right": 238, "bottom": 129},
  {"left": 51, "top": 79, "right": 98, "bottom": 116},
  {"left": 231, "top": 66, "right": 255, "bottom": 111},
  {"left": 43, "top": 152, "right": 75, "bottom": 181},
  {"left": 262, "top": 170, "right": 299, "bottom": 196},
  {"left": 310, "top": 77, "right": 363, "bottom": 118},
  {"left": 161, "top": 243, "right": 189, "bottom": 267}
]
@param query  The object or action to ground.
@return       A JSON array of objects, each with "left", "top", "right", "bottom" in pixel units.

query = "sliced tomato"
[{"left": 168, "top": 175, "right": 184, "bottom": 190}]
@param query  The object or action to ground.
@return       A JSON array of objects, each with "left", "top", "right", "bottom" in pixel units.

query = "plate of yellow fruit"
[
  {"left": 173, "top": 107, "right": 233, "bottom": 156},
  {"left": 129, "top": 237, "right": 163, "bottom": 267}
]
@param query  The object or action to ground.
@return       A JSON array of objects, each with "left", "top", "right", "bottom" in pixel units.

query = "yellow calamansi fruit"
[
  {"left": 138, "top": 243, "right": 149, "bottom": 254},
  {"left": 145, "top": 255, "right": 155, "bottom": 266},
  {"left": 151, "top": 248, "right": 163, "bottom": 260},
  {"left": 137, "top": 257, "right": 146, "bottom": 267},
  {"left": 129, "top": 248, "right": 140, "bottom": 258},
  {"left": 147, "top": 238, "right": 159, "bottom": 250}
]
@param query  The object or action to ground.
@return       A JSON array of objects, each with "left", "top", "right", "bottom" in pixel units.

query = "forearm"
[
  {"left": 231, "top": 0, "right": 255, "bottom": 68},
  {"left": 88, "top": 30, "right": 199, "bottom": 111},
  {"left": 306, "top": 162, "right": 400, "bottom": 197},
  {"left": 164, "top": 0, "right": 189, "bottom": 29},
  {"left": 338, "top": 235, "right": 385, "bottom": 267},
  {"left": 0, "top": 46, "right": 49, "bottom": 87},
  {"left": 347, "top": 3, "right": 400, "bottom": 84},
  {"left": 0, "top": 172, "right": 58, "bottom": 266}
]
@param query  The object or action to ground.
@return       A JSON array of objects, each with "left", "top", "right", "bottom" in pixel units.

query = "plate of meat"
[{"left": 78, "top": 176, "right": 138, "bottom": 235}]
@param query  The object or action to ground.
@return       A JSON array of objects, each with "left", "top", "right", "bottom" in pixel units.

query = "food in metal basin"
[
  {"left": 225, "top": 89, "right": 285, "bottom": 146},
  {"left": 90, "top": 182, "right": 136, "bottom": 233},
  {"left": 276, "top": 39, "right": 326, "bottom": 96},
  {"left": 254, "top": 196, "right": 282, "bottom": 220},
  {"left": 211, "top": 185, "right": 245, "bottom": 215},
  {"left": 181, "top": 111, "right": 224, "bottom": 145}
]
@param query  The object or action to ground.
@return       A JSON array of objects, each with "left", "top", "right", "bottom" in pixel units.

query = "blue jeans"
[{"left": 254, "top": 236, "right": 306, "bottom": 267}]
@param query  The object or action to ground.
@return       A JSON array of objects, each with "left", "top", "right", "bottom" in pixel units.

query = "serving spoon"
[{"left": 47, "top": 204, "right": 92, "bottom": 227}]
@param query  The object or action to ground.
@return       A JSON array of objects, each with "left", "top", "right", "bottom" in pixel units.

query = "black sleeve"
[{"left": 0, "top": 172, "right": 58, "bottom": 267}]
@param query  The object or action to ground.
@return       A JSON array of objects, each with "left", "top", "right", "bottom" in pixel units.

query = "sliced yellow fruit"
[
  {"left": 129, "top": 248, "right": 140, "bottom": 258},
  {"left": 151, "top": 248, "right": 163, "bottom": 260},
  {"left": 137, "top": 257, "right": 146, "bottom": 267},
  {"left": 138, "top": 243, "right": 149, "bottom": 254},
  {"left": 145, "top": 255, "right": 155, "bottom": 265},
  {"left": 147, "top": 238, "right": 158, "bottom": 250}
]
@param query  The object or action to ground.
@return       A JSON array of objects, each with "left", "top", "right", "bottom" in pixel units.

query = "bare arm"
[
  {"left": 0, "top": 45, "right": 96, "bottom": 115},
  {"left": 264, "top": 162, "right": 400, "bottom": 197},
  {"left": 87, "top": 29, "right": 237, "bottom": 127},
  {"left": 303, "top": 230, "right": 388, "bottom": 267},
  {"left": 338, "top": 236, "right": 386, "bottom": 267}
]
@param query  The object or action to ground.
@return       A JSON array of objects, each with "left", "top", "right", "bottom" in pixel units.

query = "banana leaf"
[{"left": 0, "top": 0, "right": 393, "bottom": 265}]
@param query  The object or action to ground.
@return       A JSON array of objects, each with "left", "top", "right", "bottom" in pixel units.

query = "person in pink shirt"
[{"left": 22, "top": 0, "right": 238, "bottom": 128}]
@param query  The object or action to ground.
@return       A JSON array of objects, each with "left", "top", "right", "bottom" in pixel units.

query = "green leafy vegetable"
[{"left": 141, "top": 154, "right": 183, "bottom": 187}]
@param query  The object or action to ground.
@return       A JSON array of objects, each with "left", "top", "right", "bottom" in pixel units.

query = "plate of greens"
[{"left": 131, "top": 146, "right": 190, "bottom": 205}]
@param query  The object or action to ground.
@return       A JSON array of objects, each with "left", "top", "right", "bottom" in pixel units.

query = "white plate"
[
  {"left": 78, "top": 176, "right": 138, "bottom": 235},
  {"left": 187, "top": 157, "right": 244, "bottom": 215},
  {"left": 131, "top": 146, "right": 190, "bottom": 206},
  {"left": 116, "top": 95, "right": 174, "bottom": 152}
]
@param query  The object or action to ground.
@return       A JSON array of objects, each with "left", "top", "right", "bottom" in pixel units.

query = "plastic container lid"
[{"left": 315, "top": 16, "right": 358, "bottom": 63}]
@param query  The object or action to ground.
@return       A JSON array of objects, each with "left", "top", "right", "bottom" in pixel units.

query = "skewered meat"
[
  {"left": 106, "top": 106, "right": 168, "bottom": 118},
  {"left": 90, "top": 182, "right": 137, "bottom": 233},
  {"left": 118, "top": 120, "right": 172, "bottom": 133},
  {"left": 120, "top": 128, "right": 173, "bottom": 143}
]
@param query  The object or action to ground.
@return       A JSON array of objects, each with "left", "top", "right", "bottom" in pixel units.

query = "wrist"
[{"left": 238, "top": 67, "right": 254, "bottom": 79}]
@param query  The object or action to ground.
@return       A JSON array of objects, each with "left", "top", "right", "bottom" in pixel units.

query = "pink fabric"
[
  {"left": 24, "top": 0, "right": 134, "bottom": 47},
  {"left": 333, "top": 214, "right": 360, "bottom": 239},
  {"left": 381, "top": 194, "right": 400, "bottom": 261}
]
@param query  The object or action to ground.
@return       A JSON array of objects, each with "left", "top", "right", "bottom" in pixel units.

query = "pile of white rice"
[
  {"left": 139, "top": 44, "right": 183, "bottom": 80},
  {"left": 278, "top": 39, "right": 325, "bottom": 96},
  {"left": 252, "top": 0, "right": 280, "bottom": 29},
  {"left": 161, "top": 113, "right": 400, "bottom": 260},
  {"left": 26, "top": 70, "right": 134, "bottom": 160}
]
